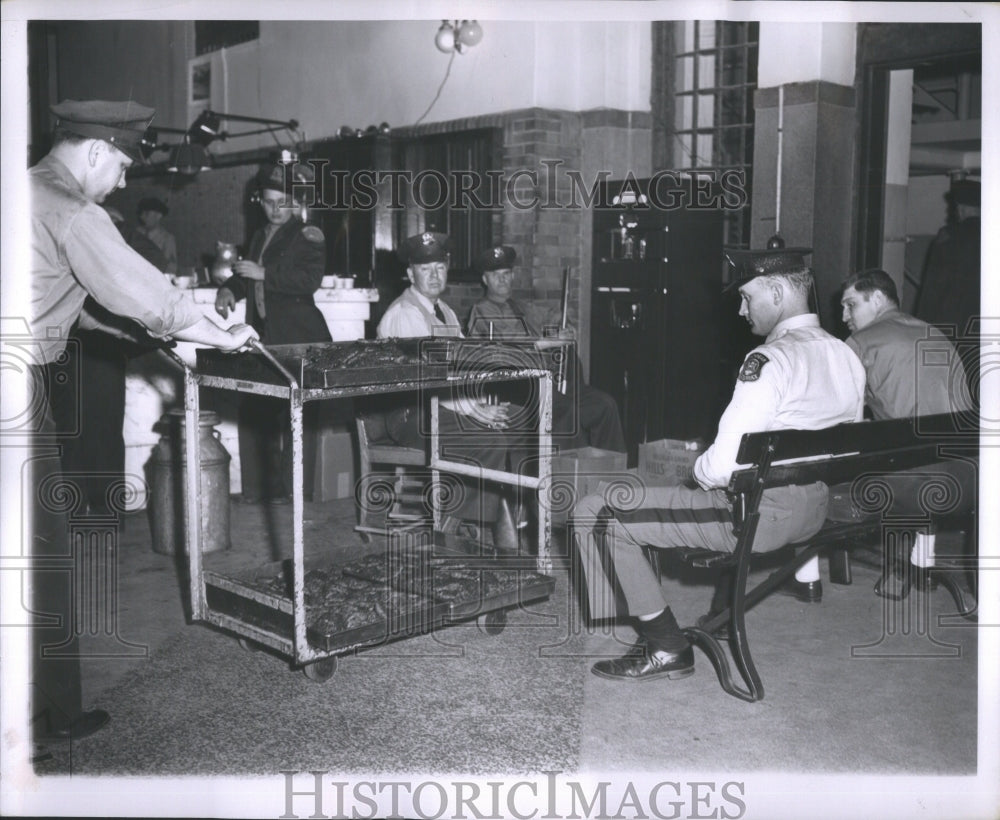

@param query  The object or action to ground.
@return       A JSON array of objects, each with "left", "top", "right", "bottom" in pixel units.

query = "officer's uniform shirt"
[
  {"left": 377, "top": 286, "right": 462, "bottom": 338},
  {"left": 846, "top": 308, "right": 970, "bottom": 421},
  {"left": 466, "top": 297, "right": 560, "bottom": 340},
  {"left": 693, "top": 313, "right": 866, "bottom": 490},
  {"left": 30, "top": 155, "right": 202, "bottom": 364}
]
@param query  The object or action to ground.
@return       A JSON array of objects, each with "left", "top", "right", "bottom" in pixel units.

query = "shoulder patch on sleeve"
[
  {"left": 301, "top": 225, "right": 325, "bottom": 243},
  {"left": 738, "top": 351, "right": 770, "bottom": 382}
]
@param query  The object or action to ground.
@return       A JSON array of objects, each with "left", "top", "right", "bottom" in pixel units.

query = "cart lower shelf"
[{"left": 201, "top": 549, "right": 556, "bottom": 680}]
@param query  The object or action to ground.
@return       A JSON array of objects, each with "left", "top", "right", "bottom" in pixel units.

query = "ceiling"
[{"left": 908, "top": 54, "right": 981, "bottom": 177}]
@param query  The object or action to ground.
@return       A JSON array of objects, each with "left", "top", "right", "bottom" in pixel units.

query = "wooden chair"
[{"left": 355, "top": 413, "right": 427, "bottom": 533}]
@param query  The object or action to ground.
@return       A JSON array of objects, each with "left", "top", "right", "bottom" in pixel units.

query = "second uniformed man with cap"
[
  {"left": 466, "top": 244, "right": 625, "bottom": 453},
  {"left": 569, "top": 245, "right": 865, "bottom": 682}
]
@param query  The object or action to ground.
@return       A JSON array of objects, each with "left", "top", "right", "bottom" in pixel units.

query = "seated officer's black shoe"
[
  {"left": 777, "top": 578, "right": 823, "bottom": 603},
  {"left": 874, "top": 564, "right": 938, "bottom": 601},
  {"left": 37, "top": 709, "right": 110, "bottom": 742},
  {"left": 591, "top": 644, "right": 695, "bottom": 682}
]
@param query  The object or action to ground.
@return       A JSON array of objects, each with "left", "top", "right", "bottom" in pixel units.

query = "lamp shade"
[
  {"left": 457, "top": 20, "right": 483, "bottom": 47},
  {"left": 435, "top": 21, "right": 456, "bottom": 53},
  {"left": 167, "top": 142, "right": 211, "bottom": 175}
]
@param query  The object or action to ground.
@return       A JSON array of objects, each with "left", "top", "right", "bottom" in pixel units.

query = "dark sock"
[{"left": 636, "top": 607, "right": 688, "bottom": 653}]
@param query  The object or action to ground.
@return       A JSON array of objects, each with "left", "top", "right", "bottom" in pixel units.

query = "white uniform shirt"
[
  {"left": 377, "top": 286, "right": 463, "bottom": 339},
  {"left": 693, "top": 313, "right": 866, "bottom": 490}
]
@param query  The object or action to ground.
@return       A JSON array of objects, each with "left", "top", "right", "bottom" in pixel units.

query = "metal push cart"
[{"left": 173, "top": 339, "right": 561, "bottom": 681}]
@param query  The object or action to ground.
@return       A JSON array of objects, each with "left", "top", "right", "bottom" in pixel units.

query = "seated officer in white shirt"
[
  {"left": 570, "top": 246, "right": 865, "bottom": 682},
  {"left": 376, "top": 232, "right": 524, "bottom": 549}
]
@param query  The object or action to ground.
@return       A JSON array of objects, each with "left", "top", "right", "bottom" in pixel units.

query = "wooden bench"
[{"left": 671, "top": 411, "right": 978, "bottom": 702}]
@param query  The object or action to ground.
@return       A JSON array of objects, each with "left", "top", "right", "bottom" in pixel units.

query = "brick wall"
[{"left": 119, "top": 108, "right": 652, "bottom": 354}]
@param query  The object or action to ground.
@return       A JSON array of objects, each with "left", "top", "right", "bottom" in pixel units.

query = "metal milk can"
[{"left": 148, "top": 409, "right": 231, "bottom": 555}]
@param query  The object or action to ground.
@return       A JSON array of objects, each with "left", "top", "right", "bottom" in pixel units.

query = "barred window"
[
  {"left": 392, "top": 128, "right": 500, "bottom": 281},
  {"left": 671, "top": 21, "right": 758, "bottom": 248}
]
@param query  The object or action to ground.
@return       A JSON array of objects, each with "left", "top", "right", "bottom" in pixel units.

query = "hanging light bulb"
[
  {"left": 456, "top": 20, "right": 483, "bottom": 48},
  {"left": 435, "top": 20, "right": 456, "bottom": 53}
]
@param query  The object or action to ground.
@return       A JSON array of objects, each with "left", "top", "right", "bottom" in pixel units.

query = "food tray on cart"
[
  {"left": 204, "top": 551, "right": 555, "bottom": 654},
  {"left": 341, "top": 551, "right": 556, "bottom": 619},
  {"left": 419, "top": 338, "right": 566, "bottom": 379},
  {"left": 196, "top": 339, "right": 450, "bottom": 389}
]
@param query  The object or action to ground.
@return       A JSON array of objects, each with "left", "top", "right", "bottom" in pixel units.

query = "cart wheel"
[
  {"left": 303, "top": 657, "right": 338, "bottom": 682},
  {"left": 238, "top": 638, "right": 262, "bottom": 653},
  {"left": 477, "top": 609, "right": 508, "bottom": 635}
]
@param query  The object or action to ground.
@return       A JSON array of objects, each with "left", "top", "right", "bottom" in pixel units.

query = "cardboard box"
[
  {"left": 637, "top": 438, "right": 704, "bottom": 487},
  {"left": 549, "top": 446, "right": 628, "bottom": 524},
  {"left": 311, "top": 427, "right": 357, "bottom": 502}
]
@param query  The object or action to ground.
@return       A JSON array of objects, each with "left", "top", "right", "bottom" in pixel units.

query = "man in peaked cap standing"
[
  {"left": 466, "top": 245, "right": 625, "bottom": 453},
  {"left": 26, "top": 100, "right": 258, "bottom": 746},
  {"left": 216, "top": 161, "right": 330, "bottom": 504},
  {"left": 915, "top": 177, "right": 981, "bottom": 396},
  {"left": 569, "top": 246, "right": 865, "bottom": 682},
  {"left": 376, "top": 232, "right": 524, "bottom": 549}
]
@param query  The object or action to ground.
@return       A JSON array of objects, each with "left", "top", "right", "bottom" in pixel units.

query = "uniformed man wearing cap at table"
[
  {"left": 376, "top": 232, "right": 523, "bottom": 549},
  {"left": 27, "top": 99, "right": 258, "bottom": 745},
  {"left": 216, "top": 162, "right": 330, "bottom": 504},
  {"left": 466, "top": 245, "right": 625, "bottom": 453},
  {"left": 569, "top": 246, "right": 865, "bottom": 682}
]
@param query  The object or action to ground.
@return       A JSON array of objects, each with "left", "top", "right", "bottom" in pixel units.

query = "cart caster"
[
  {"left": 238, "top": 638, "right": 262, "bottom": 653},
  {"left": 477, "top": 609, "right": 508, "bottom": 635},
  {"left": 302, "top": 657, "right": 338, "bottom": 682}
]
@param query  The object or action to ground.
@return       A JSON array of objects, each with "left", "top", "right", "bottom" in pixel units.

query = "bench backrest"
[{"left": 728, "top": 412, "right": 978, "bottom": 497}]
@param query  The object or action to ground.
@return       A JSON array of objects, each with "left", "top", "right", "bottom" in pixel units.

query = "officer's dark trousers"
[
  {"left": 28, "top": 364, "right": 84, "bottom": 736},
  {"left": 238, "top": 396, "right": 322, "bottom": 501},
  {"left": 385, "top": 404, "right": 527, "bottom": 526},
  {"left": 48, "top": 329, "right": 130, "bottom": 515}
]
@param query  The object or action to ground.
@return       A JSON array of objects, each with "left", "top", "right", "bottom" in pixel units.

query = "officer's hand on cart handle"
[
  {"left": 215, "top": 288, "right": 236, "bottom": 319},
  {"left": 221, "top": 324, "right": 258, "bottom": 353}
]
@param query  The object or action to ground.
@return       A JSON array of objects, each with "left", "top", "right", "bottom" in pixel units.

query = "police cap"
[
  {"left": 476, "top": 245, "right": 517, "bottom": 272},
  {"left": 50, "top": 99, "right": 156, "bottom": 163},
  {"left": 401, "top": 232, "right": 452, "bottom": 265},
  {"left": 257, "top": 162, "right": 316, "bottom": 196},
  {"left": 949, "top": 179, "right": 980, "bottom": 207},
  {"left": 723, "top": 245, "right": 812, "bottom": 292}
]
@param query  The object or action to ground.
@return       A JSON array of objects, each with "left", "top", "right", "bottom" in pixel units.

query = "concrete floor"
[{"left": 19, "top": 494, "right": 994, "bottom": 819}]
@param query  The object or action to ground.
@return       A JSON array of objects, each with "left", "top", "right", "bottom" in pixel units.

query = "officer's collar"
[{"left": 765, "top": 312, "right": 819, "bottom": 344}]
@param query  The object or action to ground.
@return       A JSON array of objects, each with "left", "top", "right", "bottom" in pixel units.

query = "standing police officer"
[{"left": 28, "top": 99, "right": 257, "bottom": 744}]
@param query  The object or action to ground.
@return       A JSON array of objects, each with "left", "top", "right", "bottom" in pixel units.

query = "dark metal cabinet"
[{"left": 589, "top": 179, "right": 726, "bottom": 462}]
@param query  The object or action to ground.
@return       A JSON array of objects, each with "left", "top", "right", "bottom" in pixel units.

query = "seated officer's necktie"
[{"left": 434, "top": 302, "right": 446, "bottom": 323}]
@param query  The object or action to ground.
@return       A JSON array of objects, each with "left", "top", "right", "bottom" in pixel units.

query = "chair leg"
[{"left": 828, "top": 547, "right": 852, "bottom": 585}]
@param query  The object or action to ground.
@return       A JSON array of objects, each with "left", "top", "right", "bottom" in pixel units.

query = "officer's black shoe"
[
  {"left": 591, "top": 644, "right": 695, "bottom": 682},
  {"left": 777, "top": 578, "right": 823, "bottom": 603},
  {"left": 37, "top": 709, "right": 110, "bottom": 742},
  {"left": 874, "top": 564, "right": 938, "bottom": 601}
]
